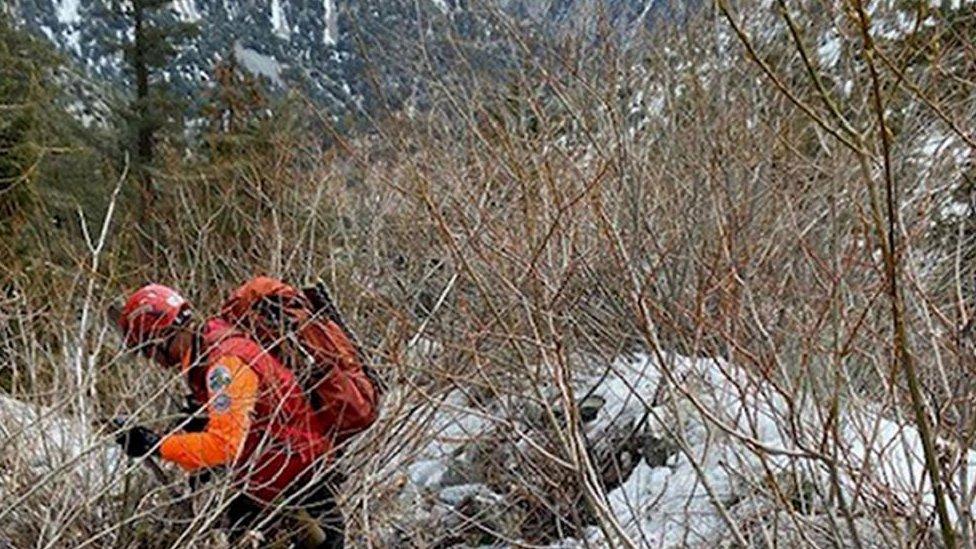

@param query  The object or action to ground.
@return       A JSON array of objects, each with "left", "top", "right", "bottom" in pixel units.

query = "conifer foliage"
[{"left": 102, "top": 0, "right": 197, "bottom": 207}]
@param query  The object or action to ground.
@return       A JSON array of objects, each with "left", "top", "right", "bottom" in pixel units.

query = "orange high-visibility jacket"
[{"left": 159, "top": 318, "right": 329, "bottom": 502}]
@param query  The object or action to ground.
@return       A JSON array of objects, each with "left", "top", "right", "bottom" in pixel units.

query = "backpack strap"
[
  {"left": 222, "top": 276, "right": 381, "bottom": 440},
  {"left": 302, "top": 279, "right": 385, "bottom": 394}
]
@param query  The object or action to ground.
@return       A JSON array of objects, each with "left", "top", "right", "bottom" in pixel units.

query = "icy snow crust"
[
  {"left": 391, "top": 353, "right": 976, "bottom": 547},
  {"left": 582, "top": 354, "right": 975, "bottom": 546}
]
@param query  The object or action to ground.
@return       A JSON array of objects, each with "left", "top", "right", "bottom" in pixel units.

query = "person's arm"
[{"left": 158, "top": 356, "right": 258, "bottom": 470}]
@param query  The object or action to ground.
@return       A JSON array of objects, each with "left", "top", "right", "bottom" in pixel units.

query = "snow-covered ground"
[
  {"left": 384, "top": 352, "right": 975, "bottom": 547},
  {"left": 3, "top": 350, "right": 970, "bottom": 546},
  {"left": 0, "top": 395, "right": 121, "bottom": 488},
  {"left": 578, "top": 355, "right": 973, "bottom": 546},
  {"left": 0, "top": 393, "right": 123, "bottom": 530}
]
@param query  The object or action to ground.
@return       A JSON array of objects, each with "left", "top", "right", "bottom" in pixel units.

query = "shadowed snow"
[{"left": 390, "top": 353, "right": 976, "bottom": 547}]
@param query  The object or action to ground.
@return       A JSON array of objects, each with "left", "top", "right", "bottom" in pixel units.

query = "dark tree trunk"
[
  {"left": 131, "top": 1, "right": 158, "bottom": 262},
  {"left": 133, "top": 3, "right": 153, "bottom": 210}
]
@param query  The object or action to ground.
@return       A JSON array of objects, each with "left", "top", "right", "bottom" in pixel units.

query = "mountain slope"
[{"left": 5, "top": 0, "right": 675, "bottom": 121}]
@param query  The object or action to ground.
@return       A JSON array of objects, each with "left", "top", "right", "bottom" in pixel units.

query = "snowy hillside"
[
  {"left": 4, "top": 351, "right": 966, "bottom": 547},
  {"left": 3, "top": 0, "right": 680, "bottom": 120}
]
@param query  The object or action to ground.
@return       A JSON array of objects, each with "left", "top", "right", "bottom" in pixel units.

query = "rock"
[
  {"left": 408, "top": 459, "right": 449, "bottom": 490},
  {"left": 438, "top": 483, "right": 503, "bottom": 507},
  {"left": 639, "top": 432, "right": 679, "bottom": 468},
  {"left": 578, "top": 394, "right": 606, "bottom": 423}
]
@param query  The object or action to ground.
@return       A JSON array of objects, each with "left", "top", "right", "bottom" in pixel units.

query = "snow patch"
[
  {"left": 64, "top": 28, "right": 82, "bottom": 56},
  {"left": 842, "top": 79, "right": 854, "bottom": 96},
  {"left": 419, "top": 389, "right": 491, "bottom": 459},
  {"left": 817, "top": 32, "right": 841, "bottom": 68},
  {"left": 171, "top": 0, "right": 201, "bottom": 22},
  {"left": 233, "top": 41, "right": 284, "bottom": 87},
  {"left": 0, "top": 394, "right": 122, "bottom": 496},
  {"left": 323, "top": 0, "right": 338, "bottom": 46},
  {"left": 271, "top": 0, "right": 291, "bottom": 40},
  {"left": 913, "top": 130, "right": 970, "bottom": 177},
  {"left": 940, "top": 200, "right": 969, "bottom": 218},
  {"left": 56, "top": 0, "right": 80, "bottom": 24},
  {"left": 871, "top": 7, "right": 919, "bottom": 40}
]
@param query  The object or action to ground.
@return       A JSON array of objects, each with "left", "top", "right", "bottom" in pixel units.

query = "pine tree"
[
  {"left": 200, "top": 47, "right": 271, "bottom": 162},
  {"left": 0, "top": 14, "right": 60, "bottom": 232},
  {"left": 104, "top": 0, "right": 197, "bottom": 211},
  {"left": 0, "top": 15, "right": 115, "bottom": 269}
]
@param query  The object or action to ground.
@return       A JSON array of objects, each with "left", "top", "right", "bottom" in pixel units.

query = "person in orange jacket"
[{"left": 112, "top": 282, "right": 359, "bottom": 548}]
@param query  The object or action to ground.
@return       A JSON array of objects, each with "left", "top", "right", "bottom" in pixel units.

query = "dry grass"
[{"left": 2, "top": 0, "right": 976, "bottom": 547}]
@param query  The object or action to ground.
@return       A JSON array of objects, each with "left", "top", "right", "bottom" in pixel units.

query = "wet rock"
[
  {"left": 639, "top": 432, "right": 679, "bottom": 468},
  {"left": 578, "top": 395, "right": 606, "bottom": 423}
]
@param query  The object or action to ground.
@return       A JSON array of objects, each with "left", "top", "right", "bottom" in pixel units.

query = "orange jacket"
[
  {"left": 159, "top": 356, "right": 257, "bottom": 469},
  {"left": 159, "top": 319, "right": 329, "bottom": 502}
]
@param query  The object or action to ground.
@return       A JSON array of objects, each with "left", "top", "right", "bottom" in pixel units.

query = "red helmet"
[{"left": 117, "top": 284, "right": 190, "bottom": 348}]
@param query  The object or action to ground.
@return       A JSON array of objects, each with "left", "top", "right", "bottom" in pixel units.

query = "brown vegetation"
[{"left": 2, "top": 1, "right": 976, "bottom": 546}]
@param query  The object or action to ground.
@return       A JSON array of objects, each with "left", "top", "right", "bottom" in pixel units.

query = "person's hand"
[{"left": 114, "top": 423, "right": 161, "bottom": 458}]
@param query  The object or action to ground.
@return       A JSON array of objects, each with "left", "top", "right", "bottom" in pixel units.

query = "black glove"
[{"left": 114, "top": 423, "right": 161, "bottom": 458}]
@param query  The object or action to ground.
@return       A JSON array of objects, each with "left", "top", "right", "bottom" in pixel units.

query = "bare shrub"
[{"left": 3, "top": 1, "right": 976, "bottom": 547}]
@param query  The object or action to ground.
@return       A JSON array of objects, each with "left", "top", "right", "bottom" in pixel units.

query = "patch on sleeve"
[
  {"left": 212, "top": 393, "right": 232, "bottom": 413},
  {"left": 207, "top": 365, "right": 233, "bottom": 393}
]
